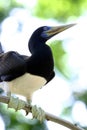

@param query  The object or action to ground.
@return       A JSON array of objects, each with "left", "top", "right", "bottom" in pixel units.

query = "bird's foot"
[
  {"left": 8, "top": 96, "right": 26, "bottom": 111},
  {"left": 32, "top": 105, "right": 45, "bottom": 122},
  {"left": 7, "top": 92, "right": 26, "bottom": 111},
  {"left": 7, "top": 93, "right": 45, "bottom": 122}
]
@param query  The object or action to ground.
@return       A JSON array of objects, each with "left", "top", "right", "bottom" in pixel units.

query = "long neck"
[{"left": 28, "top": 35, "right": 46, "bottom": 54}]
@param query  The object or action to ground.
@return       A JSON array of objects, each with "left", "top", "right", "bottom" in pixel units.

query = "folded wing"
[{"left": 0, "top": 51, "right": 27, "bottom": 81}]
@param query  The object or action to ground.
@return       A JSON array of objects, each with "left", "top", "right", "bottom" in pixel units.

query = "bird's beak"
[{"left": 45, "top": 23, "right": 76, "bottom": 38}]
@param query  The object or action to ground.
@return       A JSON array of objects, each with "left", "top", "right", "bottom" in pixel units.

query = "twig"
[{"left": 0, "top": 95, "right": 83, "bottom": 130}]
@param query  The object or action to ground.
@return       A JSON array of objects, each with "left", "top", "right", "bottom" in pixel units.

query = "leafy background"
[{"left": 0, "top": 0, "right": 87, "bottom": 130}]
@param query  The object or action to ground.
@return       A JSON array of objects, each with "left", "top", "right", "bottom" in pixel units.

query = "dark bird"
[{"left": 0, "top": 24, "right": 75, "bottom": 119}]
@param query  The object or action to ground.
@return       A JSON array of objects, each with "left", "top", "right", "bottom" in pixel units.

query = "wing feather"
[{"left": 0, "top": 51, "right": 28, "bottom": 81}]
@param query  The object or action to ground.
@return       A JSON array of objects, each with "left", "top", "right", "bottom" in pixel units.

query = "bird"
[{"left": 0, "top": 24, "right": 75, "bottom": 121}]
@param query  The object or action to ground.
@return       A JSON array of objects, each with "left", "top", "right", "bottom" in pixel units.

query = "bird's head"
[{"left": 29, "top": 24, "right": 76, "bottom": 53}]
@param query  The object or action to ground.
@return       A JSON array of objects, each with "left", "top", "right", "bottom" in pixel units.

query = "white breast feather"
[{"left": 2, "top": 73, "right": 46, "bottom": 100}]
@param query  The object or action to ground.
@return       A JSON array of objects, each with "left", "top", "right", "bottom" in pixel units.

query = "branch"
[{"left": 0, "top": 95, "right": 83, "bottom": 130}]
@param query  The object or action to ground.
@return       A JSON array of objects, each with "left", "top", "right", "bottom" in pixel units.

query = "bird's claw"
[
  {"left": 7, "top": 93, "right": 31, "bottom": 114},
  {"left": 32, "top": 105, "right": 45, "bottom": 122}
]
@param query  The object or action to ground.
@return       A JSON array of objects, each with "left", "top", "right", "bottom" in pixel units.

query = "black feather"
[
  {"left": 0, "top": 26, "right": 55, "bottom": 82},
  {"left": 0, "top": 51, "right": 27, "bottom": 81}
]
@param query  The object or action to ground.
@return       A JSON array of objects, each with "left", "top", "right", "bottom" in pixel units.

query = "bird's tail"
[{"left": 0, "top": 42, "right": 4, "bottom": 54}]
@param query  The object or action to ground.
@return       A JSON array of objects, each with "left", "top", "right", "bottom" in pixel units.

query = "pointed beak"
[{"left": 45, "top": 23, "right": 76, "bottom": 38}]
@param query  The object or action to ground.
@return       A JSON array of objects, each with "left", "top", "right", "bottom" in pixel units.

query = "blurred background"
[{"left": 0, "top": 0, "right": 87, "bottom": 130}]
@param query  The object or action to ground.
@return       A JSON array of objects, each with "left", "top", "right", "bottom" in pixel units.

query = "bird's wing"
[{"left": 0, "top": 51, "right": 27, "bottom": 81}]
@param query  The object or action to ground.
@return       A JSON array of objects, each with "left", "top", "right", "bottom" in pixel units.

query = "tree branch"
[{"left": 0, "top": 95, "right": 83, "bottom": 130}]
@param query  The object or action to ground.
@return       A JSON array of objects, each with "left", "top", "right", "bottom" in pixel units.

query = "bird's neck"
[{"left": 28, "top": 38, "right": 46, "bottom": 54}]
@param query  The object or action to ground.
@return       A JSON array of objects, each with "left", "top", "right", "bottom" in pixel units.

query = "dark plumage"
[
  {"left": 0, "top": 28, "right": 54, "bottom": 83},
  {"left": 0, "top": 24, "right": 75, "bottom": 100}
]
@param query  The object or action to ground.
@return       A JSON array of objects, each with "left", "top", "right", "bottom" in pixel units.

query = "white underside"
[{"left": 1, "top": 73, "right": 46, "bottom": 100}]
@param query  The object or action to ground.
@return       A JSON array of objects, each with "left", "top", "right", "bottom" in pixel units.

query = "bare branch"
[{"left": 0, "top": 95, "right": 83, "bottom": 130}]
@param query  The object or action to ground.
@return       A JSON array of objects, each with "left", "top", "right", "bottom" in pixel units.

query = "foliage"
[
  {"left": 35, "top": 0, "right": 87, "bottom": 22},
  {"left": 0, "top": 0, "right": 23, "bottom": 22},
  {"left": 1, "top": 0, "right": 87, "bottom": 22},
  {"left": 50, "top": 40, "right": 73, "bottom": 79},
  {"left": 0, "top": 0, "right": 87, "bottom": 129},
  {"left": 74, "top": 91, "right": 87, "bottom": 106},
  {"left": 0, "top": 104, "right": 48, "bottom": 130}
]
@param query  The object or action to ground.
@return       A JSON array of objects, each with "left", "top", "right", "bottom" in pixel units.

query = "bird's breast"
[{"left": 5, "top": 73, "right": 46, "bottom": 99}]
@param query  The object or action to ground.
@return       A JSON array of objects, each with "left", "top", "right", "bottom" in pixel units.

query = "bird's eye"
[
  {"left": 43, "top": 26, "right": 50, "bottom": 31},
  {"left": 41, "top": 26, "right": 51, "bottom": 38}
]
